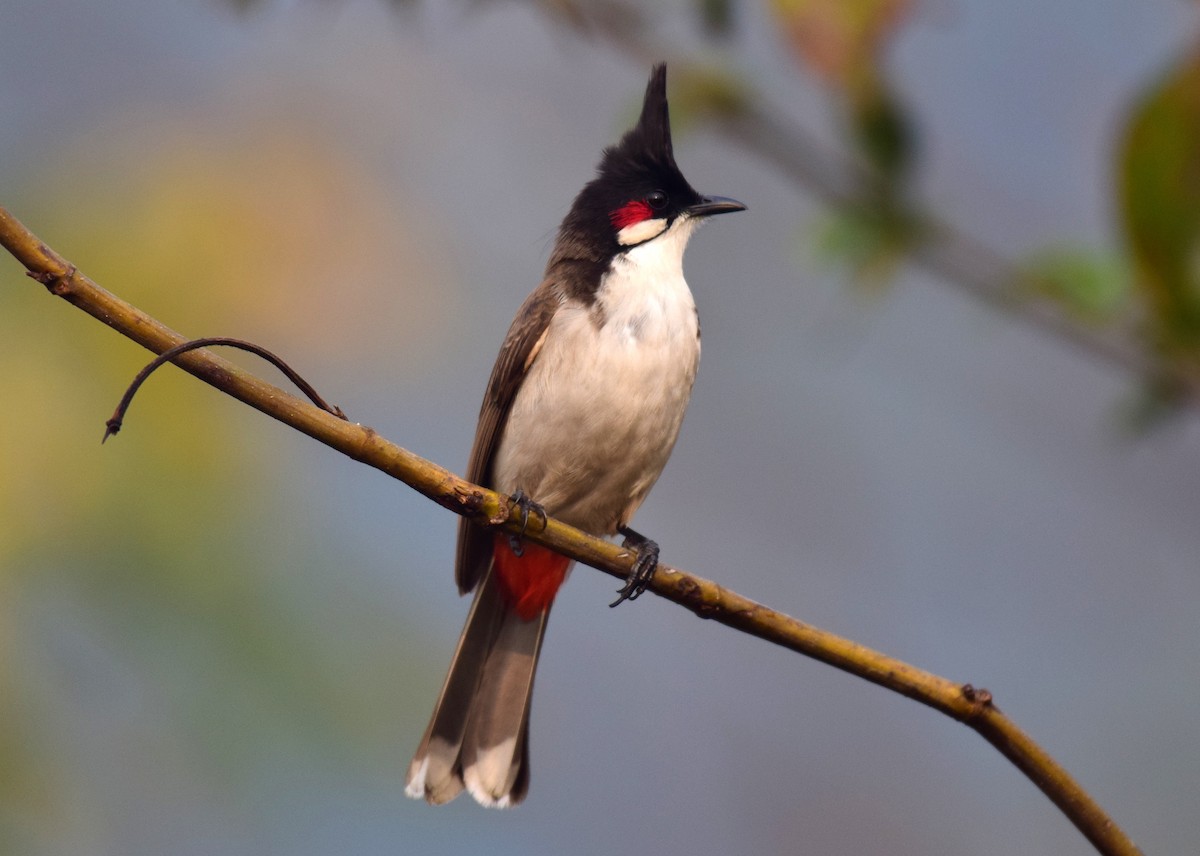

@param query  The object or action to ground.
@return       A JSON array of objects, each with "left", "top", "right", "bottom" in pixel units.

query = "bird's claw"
[
  {"left": 610, "top": 526, "right": 659, "bottom": 607},
  {"left": 506, "top": 490, "right": 547, "bottom": 557}
]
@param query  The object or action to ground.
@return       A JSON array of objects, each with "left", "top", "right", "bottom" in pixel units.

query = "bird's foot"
[
  {"left": 610, "top": 526, "right": 659, "bottom": 607},
  {"left": 505, "top": 489, "right": 548, "bottom": 557}
]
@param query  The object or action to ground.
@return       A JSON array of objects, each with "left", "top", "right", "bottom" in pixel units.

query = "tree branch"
[
  {"left": 0, "top": 204, "right": 1142, "bottom": 856},
  {"left": 538, "top": 0, "right": 1200, "bottom": 405}
]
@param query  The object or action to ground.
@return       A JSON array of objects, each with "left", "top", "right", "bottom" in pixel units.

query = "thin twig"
[
  {"left": 103, "top": 336, "right": 346, "bottom": 442},
  {"left": 0, "top": 205, "right": 1143, "bottom": 856}
]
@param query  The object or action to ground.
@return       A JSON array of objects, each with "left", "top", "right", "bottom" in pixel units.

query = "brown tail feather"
[{"left": 405, "top": 569, "right": 548, "bottom": 808}]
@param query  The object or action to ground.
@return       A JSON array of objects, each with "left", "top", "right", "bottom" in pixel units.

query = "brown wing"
[{"left": 455, "top": 278, "right": 563, "bottom": 594}]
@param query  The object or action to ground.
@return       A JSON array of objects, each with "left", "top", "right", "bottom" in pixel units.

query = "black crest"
[
  {"left": 606, "top": 63, "right": 676, "bottom": 174},
  {"left": 552, "top": 64, "right": 702, "bottom": 269}
]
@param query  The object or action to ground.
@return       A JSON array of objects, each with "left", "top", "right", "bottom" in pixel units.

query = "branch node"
[
  {"left": 27, "top": 263, "right": 75, "bottom": 295},
  {"left": 486, "top": 496, "right": 512, "bottom": 527},
  {"left": 452, "top": 484, "right": 486, "bottom": 516},
  {"left": 674, "top": 575, "right": 716, "bottom": 617},
  {"left": 960, "top": 683, "right": 995, "bottom": 717}
]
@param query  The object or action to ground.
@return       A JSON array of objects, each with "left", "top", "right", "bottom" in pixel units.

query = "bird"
[{"left": 405, "top": 63, "right": 744, "bottom": 808}]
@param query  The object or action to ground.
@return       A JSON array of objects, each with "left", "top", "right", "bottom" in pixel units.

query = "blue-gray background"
[{"left": 1, "top": 2, "right": 1196, "bottom": 854}]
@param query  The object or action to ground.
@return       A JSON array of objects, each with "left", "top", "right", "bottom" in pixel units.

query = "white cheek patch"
[{"left": 616, "top": 217, "right": 668, "bottom": 246}]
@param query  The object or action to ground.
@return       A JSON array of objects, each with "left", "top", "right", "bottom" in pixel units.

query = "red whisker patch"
[{"left": 609, "top": 200, "right": 653, "bottom": 230}]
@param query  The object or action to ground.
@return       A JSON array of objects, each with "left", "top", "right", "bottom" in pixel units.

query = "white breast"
[{"left": 491, "top": 216, "right": 702, "bottom": 535}]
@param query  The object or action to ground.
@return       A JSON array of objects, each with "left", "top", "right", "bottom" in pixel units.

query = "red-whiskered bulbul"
[{"left": 405, "top": 64, "right": 744, "bottom": 808}]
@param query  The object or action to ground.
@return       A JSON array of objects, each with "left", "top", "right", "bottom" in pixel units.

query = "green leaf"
[
  {"left": 1118, "top": 50, "right": 1200, "bottom": 351},
  {"left": 697, "top": 0, "right": 735, "bottom": 38},
  {"left": 812, "top": 206, "right": 919, "bottom": 290},
  {"left": 667, "top": 64, "right": 751, "bottom": 131},
  {"left": 1021, "top": 246, "right": 1129, "bottom": 323},
  {"left": 851, "top": 77, "right": 914, "bottom": 189}
]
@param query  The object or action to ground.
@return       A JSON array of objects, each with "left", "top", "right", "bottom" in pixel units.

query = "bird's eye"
[{"left": 646, "top": 190, "right": 668, "bottom": 210}]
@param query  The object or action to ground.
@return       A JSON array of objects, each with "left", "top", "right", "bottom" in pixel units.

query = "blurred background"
[{"left": 2, "top": 1, "right": 1199, "bottom": 854}]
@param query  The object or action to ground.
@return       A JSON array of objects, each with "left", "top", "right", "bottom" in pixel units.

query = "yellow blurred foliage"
[
  {"left": 1, "top": 107, "right": 457, "bottom": 566},
  {"left": 31, "top": 112, "right": 455, "bottom": 355},
  {"left": 0, "top": 108, "right": 450, "bottom": 848}
]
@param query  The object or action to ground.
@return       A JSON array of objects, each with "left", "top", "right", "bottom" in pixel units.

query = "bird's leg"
[
  {"left": 506, "top": 489, "right": 548, "bottom": 557},
  {"left": 610, "top": 525, "right": 660, "bottom": 607}
]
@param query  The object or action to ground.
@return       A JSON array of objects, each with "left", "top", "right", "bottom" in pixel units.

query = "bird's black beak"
[{"left": 687, "top": 195, "right": 747, "bottom": 218}]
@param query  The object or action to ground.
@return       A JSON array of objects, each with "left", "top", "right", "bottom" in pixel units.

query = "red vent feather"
[{"left": 492, "top": 534, "right": 572, "bottom": 620}]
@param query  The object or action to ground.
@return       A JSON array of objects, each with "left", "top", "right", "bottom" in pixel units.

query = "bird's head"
[{"left": 555, "top": 64, "right": 745, "bottom": 263}]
